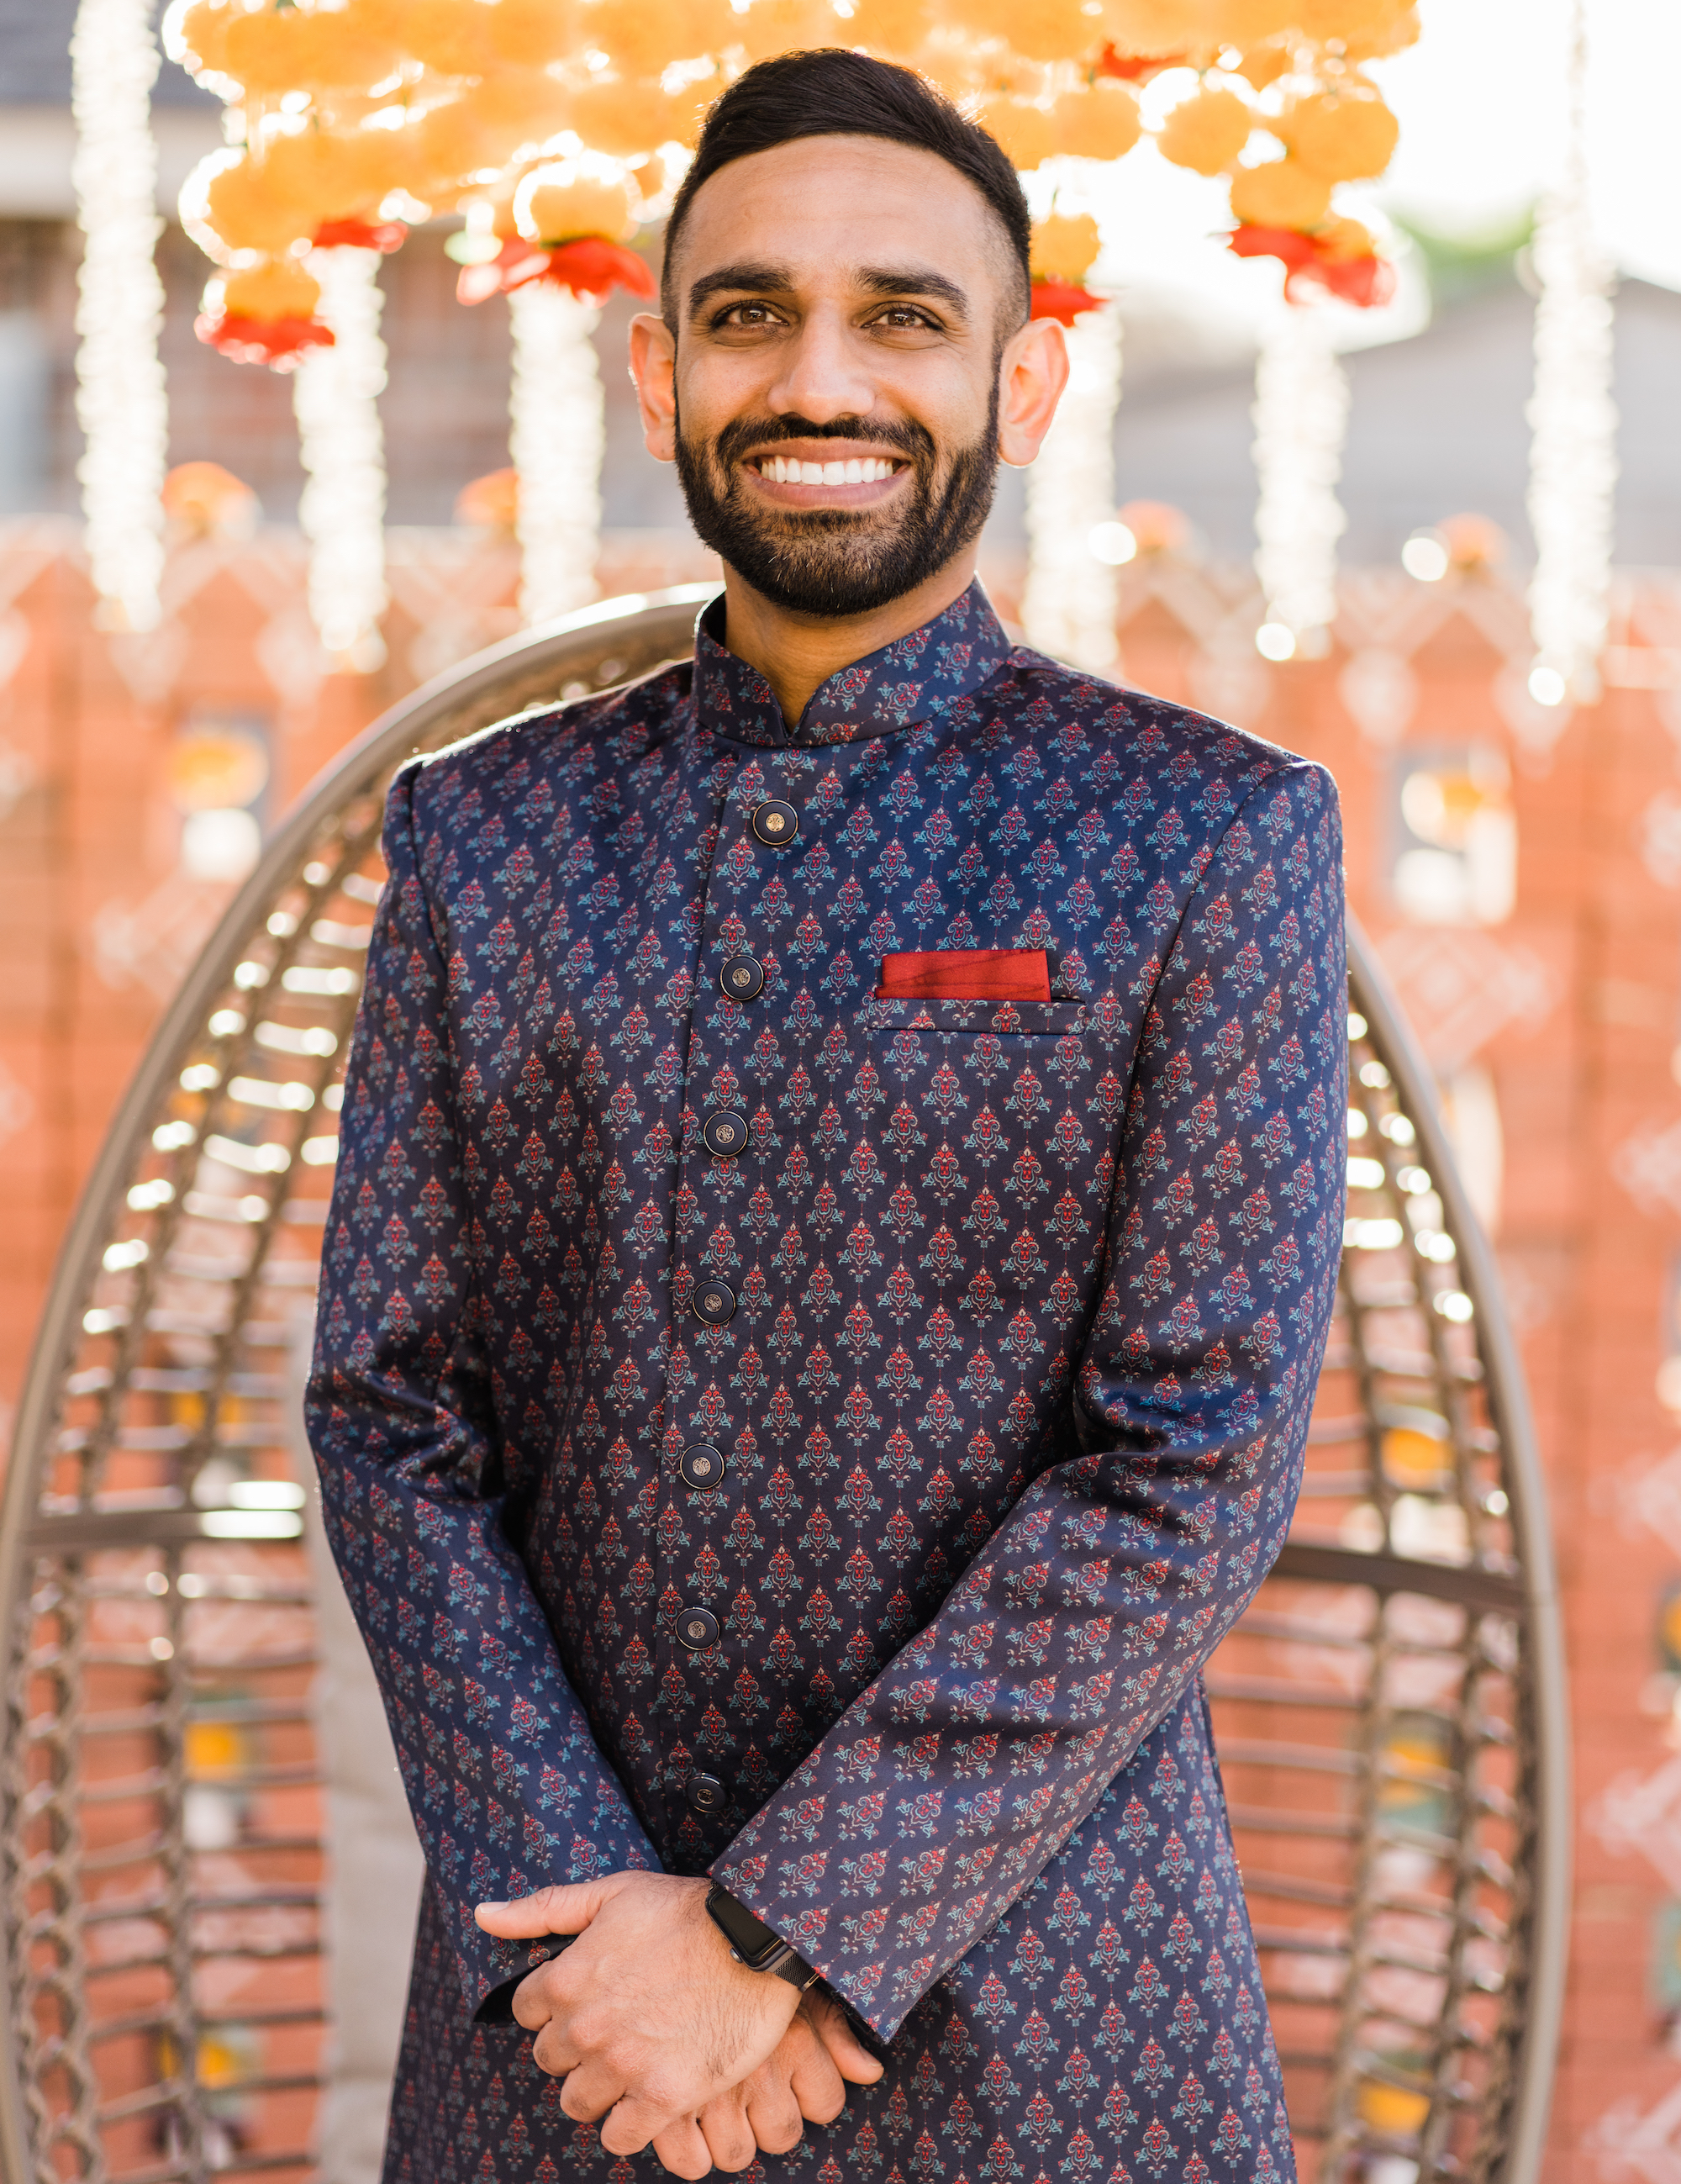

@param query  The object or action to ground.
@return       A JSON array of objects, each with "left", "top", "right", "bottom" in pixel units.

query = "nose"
[{"left": 765, "top": 303, "right": 878, "bottom": 426}]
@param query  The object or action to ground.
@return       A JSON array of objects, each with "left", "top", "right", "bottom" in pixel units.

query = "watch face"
[{"left": 708, "top": 1886, "right": 784, "bottom": 1969}]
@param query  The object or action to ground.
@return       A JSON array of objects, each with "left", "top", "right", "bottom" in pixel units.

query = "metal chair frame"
[{"left": 0, "top": 590, "right": 1568, "bottom": 2184}]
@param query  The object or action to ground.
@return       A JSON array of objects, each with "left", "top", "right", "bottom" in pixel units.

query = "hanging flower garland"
[
  {"left": 1020, "top": 215, "right": 1123, "bottom": 673},
  {"left": 71, "top": 0, "right": 171, "bottom": 635},
  {"left": 160, "top": 0, "right": 1416, "bottom": 646},
  {"left": 293, "top": 244, "right": 392, "bottom": 669},
  {"left": 1526, "top": 0, "right": 1615, "bottom": 720},
  {"left": 1252, "top": 298, "right": 1349, "bottom": 662}
]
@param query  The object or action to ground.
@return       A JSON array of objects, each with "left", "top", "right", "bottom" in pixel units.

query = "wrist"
[{"left": 705, "top": 1883, "right": 819, "bottom": 1991}]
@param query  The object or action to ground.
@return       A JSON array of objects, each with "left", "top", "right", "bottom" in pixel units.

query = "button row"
[{"left": 677, "top": 799, "right": 789, "bottom": 1828}]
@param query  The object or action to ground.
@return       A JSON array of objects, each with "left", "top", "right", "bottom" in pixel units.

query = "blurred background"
[{"left": 1, "top": 0, "right": 1678, "bottom": 2174}]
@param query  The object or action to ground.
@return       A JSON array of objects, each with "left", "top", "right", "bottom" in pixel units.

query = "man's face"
[{"left": 649, "top": 136, "right": 1024, "bottom": 620}]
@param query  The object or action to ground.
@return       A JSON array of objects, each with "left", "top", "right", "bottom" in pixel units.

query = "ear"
[
  {"left": 996, "top": 315, "right": 1069, "bottom": 469},
  {"left": 628, "top": 313, "right": 678, "bottom": 462}
]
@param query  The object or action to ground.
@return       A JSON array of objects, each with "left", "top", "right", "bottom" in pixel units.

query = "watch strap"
[{"left": 706, "top": 1883, "right": 818, "bottom": 1989}]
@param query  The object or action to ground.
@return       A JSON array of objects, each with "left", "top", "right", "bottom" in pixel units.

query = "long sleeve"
[
  {"left": 712, "top": 762, "right": 1346, "bottom": 2041},
  {"left": 305, "top": 762, "right": 658, "bottom": 2018}
]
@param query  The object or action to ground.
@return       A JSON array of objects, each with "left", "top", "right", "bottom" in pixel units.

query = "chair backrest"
[{"left": 0, "top": 593, "right": 1567, "bottom": 2184}]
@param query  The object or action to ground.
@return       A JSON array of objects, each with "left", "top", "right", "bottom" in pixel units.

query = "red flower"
[
  {"left": 457, "top": 235, "right": 657, "bottom": 308},
  {"left": 1029, "top": 277, "right": 1105, "bottom": 326},
  {"left": 1226, "top": 224, "right": 1397, "bottom": 309},
  {"left": 192, "top": 311, "right": 335, "bottom": 371},
  {"left": 1095, "top": 42, "right": 1186, "bottom": 79},
  {"left": 312, "top": 217, "right": 408, "bottom": 252}
]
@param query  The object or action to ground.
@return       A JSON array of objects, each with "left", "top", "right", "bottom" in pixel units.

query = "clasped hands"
[{"left": 476, "top": 1871, "right": 882, "bottom": 2177}]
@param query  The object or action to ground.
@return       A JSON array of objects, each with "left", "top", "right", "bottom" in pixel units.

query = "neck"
[{"left": 717, "top": 551, "right": 979, "bottom": 726}]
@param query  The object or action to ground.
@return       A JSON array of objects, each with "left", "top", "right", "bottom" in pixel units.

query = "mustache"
[{"left": 709, "top": 413, "right": 936, "bottom": 472}]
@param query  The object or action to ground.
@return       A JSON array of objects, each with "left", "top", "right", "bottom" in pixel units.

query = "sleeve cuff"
[{"left": 472, "top": 1937, "right": 572, "bottom": 2024}]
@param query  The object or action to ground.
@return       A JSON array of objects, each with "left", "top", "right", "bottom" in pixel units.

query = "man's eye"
[
  {"left": 718, "top": 303, "right": 780, "bottom": 328},
  {"left": 874, "top": 307, "right": 938, "bottom": 330}
]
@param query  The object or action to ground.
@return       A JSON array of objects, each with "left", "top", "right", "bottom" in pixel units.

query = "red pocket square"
[{"left": 876, "top": 948, "right": 1051, "bottom": 1001}]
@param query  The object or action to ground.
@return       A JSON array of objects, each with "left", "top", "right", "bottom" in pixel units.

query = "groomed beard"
[{"left": 673, "top": 388, "right": 1000, "bottom": 620}]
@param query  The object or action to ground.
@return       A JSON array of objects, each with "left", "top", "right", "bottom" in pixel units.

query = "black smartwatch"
[{"left": 705, "top": 1884, "right": 819, "bottom": 1991}]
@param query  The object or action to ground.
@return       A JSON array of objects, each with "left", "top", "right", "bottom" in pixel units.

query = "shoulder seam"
[{"left": 416, "top": 656, "right": 693, "bottom": 773}]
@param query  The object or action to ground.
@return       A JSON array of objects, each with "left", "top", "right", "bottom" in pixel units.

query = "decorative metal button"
[
  {"left": 718, "top": 953, "right": 765, "bottom": 1002},
  {"left": 751, "top": 799, "right": 799, "bottom": 847},
  {"left": 679, "top": 1443, "right": 725, "bottom": 1490},
  {"left": 702, "top": 1110, "right": 748, "bottom": 1158},
  {"left": 686, "top": 1771, "right": 728, "bottom": 1817},
  {"left": 677, "top": 1606, "right": 720, "bottom": 1652},
  {"left": 691, "top": 1279, "right": 737, "bottom": 1327}
]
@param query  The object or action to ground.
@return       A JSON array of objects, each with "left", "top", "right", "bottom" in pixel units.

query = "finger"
[
  {"left": 521, "top": 2013, "right": 582, "bottom": 2071},
  {"left": 603, "top": 2092, "right": 696, "bottom": 2158},
  {"left": 527, "top": 2020, "right": 587, "bottom": 2080},
  {"left": 698, "top": 2091, "right": 758, "bottom": 2172},
  {"left": 742, "top": 2073, "right": 807, "bottom": 2154},
  {"left": 651, "top": 2117, "right": 715, "bottom": 2181},
  {"left": 510, "top": 1965, "right": 566, "bottom": 2034},
  {"left": 475, "top": 1876, "right": 621, "bottom": 1938},
  {"left": 556, "top": 2055, "right": 628, "bottom": 2122},
  {"left": 785, "top": 2035, "right": 846, "bottom": 2129},
  {"left": 805, "top": 1994, "right": 884, "bottom": 2084}
]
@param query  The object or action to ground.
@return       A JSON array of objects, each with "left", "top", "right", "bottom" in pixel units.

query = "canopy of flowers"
[{"left": 166, "top": 0, "right": 1414, "bottom": 359}]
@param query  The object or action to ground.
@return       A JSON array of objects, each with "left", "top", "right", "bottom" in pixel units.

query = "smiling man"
[{"left": 307, "top": 47, "right": 1346, "bottom": 2184}]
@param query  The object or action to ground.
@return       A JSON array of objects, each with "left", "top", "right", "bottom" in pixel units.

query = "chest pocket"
[{"left": 855, "top": 998, "right": 1127, "bottom": 1353}]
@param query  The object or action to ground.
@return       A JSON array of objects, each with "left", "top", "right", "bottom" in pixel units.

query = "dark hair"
[{"left": 661, "top": 49, "right": 1031, "bottom": 325}]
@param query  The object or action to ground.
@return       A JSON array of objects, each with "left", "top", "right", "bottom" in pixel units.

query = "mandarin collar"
[{"left": 690, "top": 581, "right": 1012, "bottom": 749}]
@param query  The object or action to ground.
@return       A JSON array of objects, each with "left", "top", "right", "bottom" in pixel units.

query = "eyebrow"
[
  {"left": 857, "top": 265, "right": 971, "bottom": 319},
  {"left": 685, "top": 261, "right": 972, "bottom": 322}
]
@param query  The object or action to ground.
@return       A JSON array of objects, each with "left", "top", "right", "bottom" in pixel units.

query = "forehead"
[{"left": 675, "top": 135, "right": 1004, "bottom": 299}]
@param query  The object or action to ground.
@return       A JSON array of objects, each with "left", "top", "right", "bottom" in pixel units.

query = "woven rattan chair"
[{"left": 0, "top": 592, "right": 1568, "bottom": 2184}]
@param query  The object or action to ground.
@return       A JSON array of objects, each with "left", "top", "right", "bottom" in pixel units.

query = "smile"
[{"left": 751, "top": 455, "right": 906, "bottom": 485}]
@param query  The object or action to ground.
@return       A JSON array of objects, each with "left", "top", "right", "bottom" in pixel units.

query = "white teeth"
[{"left": 761, "top": 453, "right": 898, "bottom": 483}]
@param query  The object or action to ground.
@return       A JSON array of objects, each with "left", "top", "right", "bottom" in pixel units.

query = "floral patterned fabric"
[{"left": 306, "top": 583, "right": 1346, "bottom": 2182}]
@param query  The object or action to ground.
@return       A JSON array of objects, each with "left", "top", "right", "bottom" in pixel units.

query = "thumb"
[
  {"left": 474, "top": 1875, "right": 622, "bottom": 1938},
  {"left": 804, "top": 1991, "right": 884, "bottom": 2085}
]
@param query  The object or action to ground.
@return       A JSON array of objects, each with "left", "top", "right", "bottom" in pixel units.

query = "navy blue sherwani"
[{"left": 306, "top": 583, "right": 1346, "bottom": 2184}]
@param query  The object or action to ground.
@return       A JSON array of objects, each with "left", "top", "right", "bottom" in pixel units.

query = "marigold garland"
[
  {"left": 166, "top": 0, "right": 1414, "bottom": 351},
  {"left": 156, "top": 0, "right": 1416, "bottom": 642}
]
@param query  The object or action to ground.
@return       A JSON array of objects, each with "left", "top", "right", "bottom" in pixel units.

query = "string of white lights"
[
  {"left": 509, "top": 281, "right": 604, "bottom": 627},
  {"left": 1022, "top": 303, "right": 1123, "bottom": 676},
  {"left": 1252, "top": 298, "right": 1348, "bottom": 661},
  {"left": 1526, "top": 0, "right": 1616, "bottom": 711},
  {"left": 292, "top": 246, "right": 390, "bottom": 671},
  {"left": 71, "top": 0, "right": 168, "bottom": 633}
]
